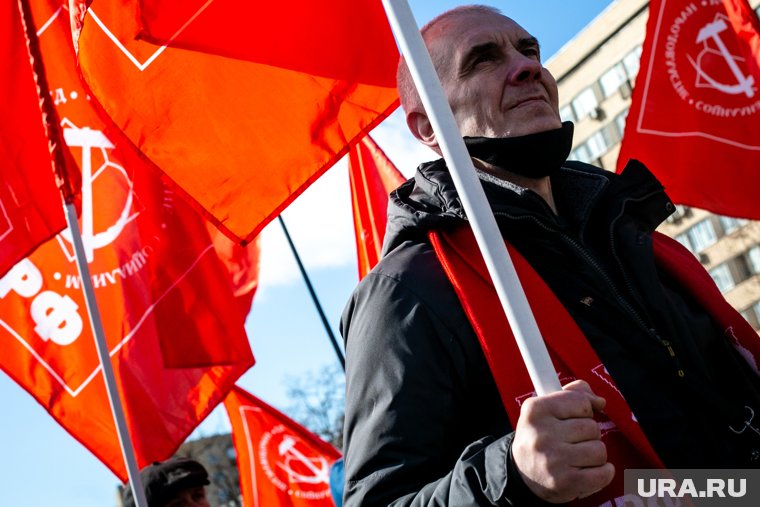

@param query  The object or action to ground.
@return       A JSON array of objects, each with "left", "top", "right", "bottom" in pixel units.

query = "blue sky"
[{"left": 0, "top": 1, "right": 615, "bottom": 505}]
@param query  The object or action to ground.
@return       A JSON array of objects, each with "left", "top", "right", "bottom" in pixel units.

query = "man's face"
[
  {"left": 164, "top": 486, "right": 210, "bottom": 507},
  {"left": 429, "top": 11, "right": 561, "bottom": 139}
]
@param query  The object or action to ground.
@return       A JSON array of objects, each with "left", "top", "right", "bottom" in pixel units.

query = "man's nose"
[{"left": 506, "top": 53, "right": 542, "bottom": 84}]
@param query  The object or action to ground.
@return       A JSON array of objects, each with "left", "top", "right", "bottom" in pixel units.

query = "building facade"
[{"left": 546, "top": 0, "right": 760, "bottom": 329}]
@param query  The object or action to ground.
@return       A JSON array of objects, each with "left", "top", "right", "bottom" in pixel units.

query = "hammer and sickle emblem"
[
  {"left": 276, "top": 436, "right": 330, "bottom": 485},
  {"left": 688, "top": 16, "right": 756, "bottom": 98},
  {"left": 729, "top": 406, "right": 760, "bottom": 438},
  {"left": 59, "top": 123, "right": 136, "bottom": 263}
]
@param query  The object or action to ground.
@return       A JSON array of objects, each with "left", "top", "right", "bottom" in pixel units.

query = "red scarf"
[{"left": 430, "top": 226, "right": 760, "bottom": 506}]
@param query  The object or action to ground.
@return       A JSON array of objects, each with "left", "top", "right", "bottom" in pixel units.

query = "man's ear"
[{"left": 406, "top": 111, "right": 438, "bottom": 150}]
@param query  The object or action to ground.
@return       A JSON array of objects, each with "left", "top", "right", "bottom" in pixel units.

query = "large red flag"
[
  {"left": 137, "top": 0, "right": 396, "bottom": 87},
  {"left": 224, "top": 386, "right": 341, "bottom": 507},
  {"left": 207, "top": 226, "right": 261, "bottom": 321},
  {"left": 73, "top": 0, "right": 399, "bottom": 244},
  {"left": 348, "top": 136, "right": 406, "bottom": 280},
  {"left": 617, "top": 0, "right": 760, "bottom": 219},
  {"left": 0, "top": 0, "right": 253, "bottom": 480},
  {"left": 0, "top": 0, "right": 68, "bottom": 277}
]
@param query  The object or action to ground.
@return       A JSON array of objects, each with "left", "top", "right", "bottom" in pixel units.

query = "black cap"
[{"left": 122, "top": 458, "right": 210, "bottom": 507}]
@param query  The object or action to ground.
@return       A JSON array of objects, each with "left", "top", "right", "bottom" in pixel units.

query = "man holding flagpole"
[{"left": 342, "top": 5, "right": 760, "bottom": 506}]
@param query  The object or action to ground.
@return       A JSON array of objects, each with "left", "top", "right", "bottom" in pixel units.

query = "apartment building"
[{"left": 546, "top": 0, "right": 760, "bottom": 329}]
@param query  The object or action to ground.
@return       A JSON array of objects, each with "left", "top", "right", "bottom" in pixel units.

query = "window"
[
  {"left": 604, "top": 122, "right": 622, "bottom": 146},
  {"left": 687, "top": 219, "right": 717, "bottom": 252},
  {"left": 748, "top": 245, "right": 760, "bottom": 274},
  {"left": 600, "top": 63, "right": 628, "bottom": 97},
  {"left": 615, "top": 108, "right": 629, "bottom": 138},
  {"left": 747, "top": 300, "right": 760, "bottom": 330},
  {"left": 622, "top": 46, "right": 643, "bottom": 80},
  {"left": 675, "top": 233, "right": 694, "bottom": 253},
  {"left": 571, "top": 144, "right": 592, "bottom": 164},
  {"left": 734, "top": 255, "right": 752, "bottom": 283},
  {"left": 709, "top": 263, "right": 735, "bottom": 293},
  {"left": 741, "top": 306, "right": 759, "bottom": 330},
  {"left": 585, "top": 129, "right": 611, "bottom": 161},
  {"left": 572, "top": 87, "right": 599, "bottom": 120},
  {"left": 719, "top": 215, "right": 748, "bottom": 235},
  {"left": 560, "top": 105, "right": 575, "bottom": 123},
  {"left": 666, "top": 204, "right": 690, "bottom": 224}
]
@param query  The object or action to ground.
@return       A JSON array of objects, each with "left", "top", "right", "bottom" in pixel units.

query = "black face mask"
[{"left": 462, "top": 121, "right": 574, "bottom": 179}]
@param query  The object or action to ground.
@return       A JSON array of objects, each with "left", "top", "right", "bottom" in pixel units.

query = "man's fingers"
[
  {"left": 562, "top": 380, "right": 606, "bottom": 414},
  {"left": 574, "top": 462, "right": 616, "bottom": 499},
  {"left": 513, "top": 389, "right": 615, "bottom": 504},
  {"left": 524, "top": 389, "right": 605, "bottom": 420},
  {"left": 563, "top": 379, "right": 594, "bottom": 394},
  {"left": 587, "top": 393, "right": 606, "bottom": 413},
  {"left": 565, "top": 439, "right": 608, "bottom": 468},
  {"left": 540, "top": 461, "right": 615, "bottom": 502},
  {"left": 561, "top": 418, "right": 602, "bottom": 443}
]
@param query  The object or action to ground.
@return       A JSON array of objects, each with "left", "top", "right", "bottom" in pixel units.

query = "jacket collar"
[{"left": 384, "top": 157, "right": 673, "bottom": 253}]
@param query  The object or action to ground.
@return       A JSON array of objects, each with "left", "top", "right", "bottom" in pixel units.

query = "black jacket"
[{"left": 340, "top": 160, "right": 760, "bottom": 506}]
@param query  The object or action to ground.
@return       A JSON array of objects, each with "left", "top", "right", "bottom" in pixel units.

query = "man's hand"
[{"left": 511, "top": 380, "right": 615, "bottom": 503}]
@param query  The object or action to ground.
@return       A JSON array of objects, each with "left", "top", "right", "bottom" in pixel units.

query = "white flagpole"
[
  {"left": 14, "top": 0, "right": 150, "bottom": 501},
  {"left": 63, "top": 203, "right": 149, "bottom": 507},
  {"left": 380, "top": 0, "right": 562, "bottom": 396}
]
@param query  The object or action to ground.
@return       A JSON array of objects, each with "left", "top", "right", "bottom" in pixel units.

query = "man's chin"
[
  {"left": 501, "top": 116, "right": 563, "bottom": 138},
  {"left": 458, "top": 112, "right": 562, "bottom": 139}
]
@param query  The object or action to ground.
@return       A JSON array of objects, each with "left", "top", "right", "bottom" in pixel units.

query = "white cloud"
[
  {"left": 256, "top": 111, "right": 438, "bottom": 293},
  {"left": 257, "top": 160, "right": 355, "bottom": 291},
  {"left": 371, "top": 109, "right": 437, "bottom": 178}
]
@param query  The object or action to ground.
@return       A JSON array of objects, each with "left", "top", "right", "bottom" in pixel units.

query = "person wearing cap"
[{"left": 122, "top": 458, "right": 210, "bottom": 507}]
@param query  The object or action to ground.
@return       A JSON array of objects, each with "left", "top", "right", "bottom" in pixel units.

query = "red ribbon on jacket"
[{"left": 430, "top": 226, "right": 760, "bottom": 505}]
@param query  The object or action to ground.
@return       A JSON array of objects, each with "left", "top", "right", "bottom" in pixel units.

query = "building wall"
[{"left": 546, "top": 0, "right": 760, "bottom": 330}]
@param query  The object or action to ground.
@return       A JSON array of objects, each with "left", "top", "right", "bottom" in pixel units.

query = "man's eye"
[
  {"left": 522, "top": 48, "right": 540, "bottom": 59},
  {"left": 473, "top": 51, "right": 497, "bottom": 65}
]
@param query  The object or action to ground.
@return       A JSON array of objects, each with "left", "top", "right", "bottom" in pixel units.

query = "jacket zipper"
[
  {"left": 493, "top": 210, "right": 686, "bottom": 378},
  {"left": 607, "top": 191, "right": 686, "bottom": 378},
  {"left": 606, "top": 191, "right": 661, "bottom": 324}
]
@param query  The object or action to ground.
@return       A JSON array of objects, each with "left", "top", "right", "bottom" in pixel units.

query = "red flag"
[
  {"left": 137, "top": 0, "right": 396, "bottom": 87},
  {"left": 73, "top": 0, "right": 399, "bottom": 244},
  {"left": 0, "top": 0, "right": 67, "bottom": 277},
  {"left": 348, "top": 136, "right": 406, "bottom": 280},
  {"left": 224, "top": 386, "right": 341, "bottom": 507},
  {"left": 0, "top": 0, "right": 253, "bottom": 480},
  {"left": 617, "top": 0, "right": 760, "bottom": 219},
  {"left": 207, "top": 226, "right": 261, "bottom": 321},
  {"left": 723, "top": 0, "right": 760, "bottom": 79}
]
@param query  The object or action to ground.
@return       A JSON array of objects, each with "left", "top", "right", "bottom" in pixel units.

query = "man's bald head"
[
  {"left": 396, "top": 5, "right": 504, "bottom": 116},
  {"left": 397, "top": 5, "right": 560, "bottom": 146}
]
